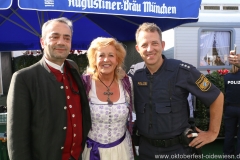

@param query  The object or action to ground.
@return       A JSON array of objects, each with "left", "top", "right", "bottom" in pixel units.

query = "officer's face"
[{"left": 135, "top": 30, "right": 165, "bottom": 67}]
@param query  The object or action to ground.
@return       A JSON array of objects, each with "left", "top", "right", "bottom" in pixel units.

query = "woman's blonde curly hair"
[{"left": 86, "top": 37, "right": 126, "bottom": 80}]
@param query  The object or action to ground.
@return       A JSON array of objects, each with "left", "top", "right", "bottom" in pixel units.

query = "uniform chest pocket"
[
  {"left": 153, "top": 103, "right": 172, "bottom": 133},
  {"left": 153, "top": 102, "right": 185, "bottom": 134}
]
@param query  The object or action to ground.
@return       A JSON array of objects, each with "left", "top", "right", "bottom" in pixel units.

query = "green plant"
[
  {"left": 13, "top": 53, "right": 89, "bottom": 75},
  {"left": 67, "top": 53, "right": 88, "bottom": 74},
  {"left": 13, "top": 54, "right": 43, "bottom": 72}
]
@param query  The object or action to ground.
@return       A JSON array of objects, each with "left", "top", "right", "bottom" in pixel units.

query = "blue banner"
[
  {"left": 0, "top": 0, "right": 12, "bottom": 9},
  {"left": 18, "top": 0, "right": 201, "bottom": 18}
]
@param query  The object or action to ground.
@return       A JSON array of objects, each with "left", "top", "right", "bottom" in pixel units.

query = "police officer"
[
  {"left": 223, "top": 65, "right": 240, "bottom": 159},
  {"left": 128, "top": 22, "right": 224, "bottom": 160}
]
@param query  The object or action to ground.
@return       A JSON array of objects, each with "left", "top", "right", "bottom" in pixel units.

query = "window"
[
  {"left": 203, "top": 6, "right": 220, "bottom": 10},
  {"left": 198, "top": 29, "right": 234, "bottom": 69},
  {"left": 223, "top": 6, "right": 239, "bottom": 10}
]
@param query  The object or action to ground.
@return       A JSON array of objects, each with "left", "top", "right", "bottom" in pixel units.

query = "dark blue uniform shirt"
[
  {"left": 128, "top": 55, "right": 221, "bottom": 139},
  {"left": 224, "top": 70, "right": 240, "bottom": 104}
]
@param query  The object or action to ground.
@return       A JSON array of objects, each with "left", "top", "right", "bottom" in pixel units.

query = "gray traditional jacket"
[{"left": 7, "top": 57, "right": 91, "bottom": 160}]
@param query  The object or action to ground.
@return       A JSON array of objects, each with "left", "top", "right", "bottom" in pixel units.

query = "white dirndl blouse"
[{"left": 82, "top": 79, "right": 134, "bottom": 160}]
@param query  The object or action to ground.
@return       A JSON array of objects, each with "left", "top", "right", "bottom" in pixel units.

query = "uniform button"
[
  {"left": 66, "top": 86, "right": 68, "bottom": 89},
  {"left": 74, "top": 134, "right": 76, "bottom": 137},
  {"left": 71, "top": 150, "right": 73, "bottom": 153},
  {"left": 69, "top": 105, "right": 72, "bottom": 108},
  {"left": 60, "top": 86, "right": 64, "bottom": 89},
  {"left": 63, "top": 127, "right": 67, "bottom": 130},
  {"left": 72, "top": 114, "right": 75, "bottom": 118},
  {"left": 63, "top": 76, "right": 65, "bottom": 80},
  {"left": 67, "top": 96, "right": 70, "bottom": 99},
  {"left": 73, "top": 143, "right": 75, "bottom": 146},
  {"left": 64, "top": 106, "right": 67, "bottom": 110},
  {"left": 73, "top": 124, "right": 76, "bottom": 127},
  {"left": 61, "top": 147, "right": 64, "bottom": 150}
]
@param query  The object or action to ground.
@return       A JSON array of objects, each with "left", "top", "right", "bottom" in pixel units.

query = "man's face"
[
  {"left": 135, "top": 30, "right": 165, "bottom": 66},
  {"left": 40, "top": 21, "right": 72, "bottom": 65}
]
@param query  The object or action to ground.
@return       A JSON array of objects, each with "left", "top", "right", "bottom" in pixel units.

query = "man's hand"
[
  {"left": 228, "top": 50, "right": 240, "bottom": 68},
  {"left": 187, "top": 127, "right": 218, "bottom": 148}
]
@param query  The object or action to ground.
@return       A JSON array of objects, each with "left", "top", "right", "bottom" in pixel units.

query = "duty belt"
[{"left": 143, "top": 135, "right": 183, "bottom": 148}]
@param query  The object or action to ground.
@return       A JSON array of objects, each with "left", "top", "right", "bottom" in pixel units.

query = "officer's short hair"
[{"left": 135, "top": 22, "right": 162, "bottom": 43}]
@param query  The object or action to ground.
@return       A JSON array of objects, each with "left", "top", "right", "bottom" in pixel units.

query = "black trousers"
[
  {"left": 223, "top": 105, "right": 240, "bottom": 160},
  {"left": 138, "top": 136, "right": 200, "bottom": 160}
]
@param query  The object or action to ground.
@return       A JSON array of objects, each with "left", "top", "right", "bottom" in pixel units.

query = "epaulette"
[{"left": 179, "top": 62, "right": 192, "bottom": 71}]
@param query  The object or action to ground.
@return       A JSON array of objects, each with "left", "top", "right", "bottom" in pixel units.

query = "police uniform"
[
  {"left": 128, "top": 55, "right": 221, "bottom": 160},
  {"left": 223, "top": 70, "right": 240, "bottom": 157}
]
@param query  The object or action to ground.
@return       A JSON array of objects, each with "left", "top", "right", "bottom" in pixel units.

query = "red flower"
[
  {"left": 217, "top": 69, "right": 229, "bottom": 75},
  {"left": 217, "top": 69, "right": 222, "bottom": 75},
  {"left": 222, "top": 69, "right": 229, "bottom": 75},
  {"left": 207, "top": 69, "right": 210, "bottom": 74}
]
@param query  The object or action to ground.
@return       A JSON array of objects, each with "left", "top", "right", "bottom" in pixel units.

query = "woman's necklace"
[{"left": 98, "top": 77, "right": 114, "bottom": 105}]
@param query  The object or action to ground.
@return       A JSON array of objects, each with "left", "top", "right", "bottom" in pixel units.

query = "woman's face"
[{"left": 95, "top": 45, "right": 118, "bottom": 76}]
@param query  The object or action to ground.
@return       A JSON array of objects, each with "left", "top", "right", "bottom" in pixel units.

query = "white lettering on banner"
[
  {"left": 143, "top": 2, "right": 176, "bottom": 14},
  {"left": 68, "top": 0, "right": 177, "bottom": 14},
  {"left": 227, "top": 81, "right": 240, "bottom": 84},
  {"left": 45, "top": 0, "right": 54, "bottom": 7},
  {"left": 123, "top": 0, "right": 141, "bottom": 12}
]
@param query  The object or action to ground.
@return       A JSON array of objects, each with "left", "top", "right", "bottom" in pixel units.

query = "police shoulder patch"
[{"left": 195, "top": 74, "right": 211, "bottom": 91}]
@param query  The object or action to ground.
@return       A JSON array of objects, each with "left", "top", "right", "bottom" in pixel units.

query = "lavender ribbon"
[
  {"left": 86, "top": 133, "right": 126, "bottom": 160},
  {"left": 122, "top": 76, "right": 133, "bottom": 134}
]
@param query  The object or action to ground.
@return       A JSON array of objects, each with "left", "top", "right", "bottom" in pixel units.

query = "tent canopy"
[{"left": 0, "top": 0, "right": 202, "bottom": 51}]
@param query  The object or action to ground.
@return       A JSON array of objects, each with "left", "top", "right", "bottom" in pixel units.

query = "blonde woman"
[{"left": 81, "top": 37, "right": 134, "bottom": 160}]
